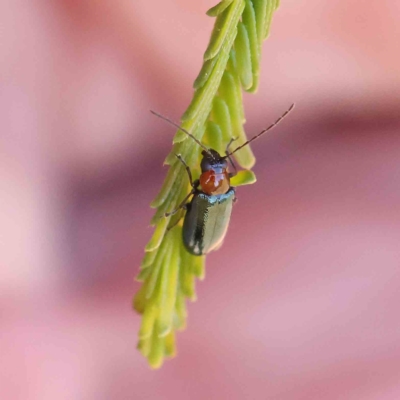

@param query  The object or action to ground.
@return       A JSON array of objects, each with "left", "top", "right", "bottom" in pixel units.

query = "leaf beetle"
[{"left": 151, "top": 104, "right": 294, "bottom": 255}]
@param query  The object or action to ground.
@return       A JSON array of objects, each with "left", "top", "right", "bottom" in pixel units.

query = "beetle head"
[{"left": 200, "top": 149, "right": 227, "bottom": 173}]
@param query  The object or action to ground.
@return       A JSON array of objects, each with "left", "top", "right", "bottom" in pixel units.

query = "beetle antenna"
[
  {"left": 225, "top": 103, "right": 295, "bottom": 158},
  {"left": 150, "top": 110, "right": 214, "bottom": 157}
]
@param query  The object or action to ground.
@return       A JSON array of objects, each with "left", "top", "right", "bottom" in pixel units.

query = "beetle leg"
[
  {"left": 225, "top": 138, "right": 238, "bottom": 177},
  {"left": 226, "top": 154, "right": 237, "bottom": 178},
  {"left": 175, "top": 153, "right": 194, "bottom": 187},
  {"left": 192, "top": 179, "right": 200, "bottom": 190},
  {"left": 225, "top": 137, "right": 238, "bottom": 152},
  {"left": 166, "top": 209, "right": 186, "bottom": 232},
  {"left": 164, "top": 189, "right": 194, "bottom": 218},
  {"left": 163, "top": 155, "right": 198, "bottom": 219}
]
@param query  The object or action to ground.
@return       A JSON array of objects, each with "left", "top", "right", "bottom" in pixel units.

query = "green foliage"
[{"left": 133, "top": 0, "right": 280, "bottom": 368}]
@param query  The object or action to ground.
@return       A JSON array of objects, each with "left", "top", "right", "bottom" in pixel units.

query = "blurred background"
[{"left": 1, "top": 0, "right": 400, "bottom": 399}]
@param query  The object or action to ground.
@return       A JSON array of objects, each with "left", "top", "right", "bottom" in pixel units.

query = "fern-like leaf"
[{"left": 133, "top": 0, "right": 280, "bottom": 369}]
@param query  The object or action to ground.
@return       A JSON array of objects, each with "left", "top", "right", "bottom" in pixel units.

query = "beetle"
[{"left": 151, "top": 104, "right": 294, "bottom": 255}]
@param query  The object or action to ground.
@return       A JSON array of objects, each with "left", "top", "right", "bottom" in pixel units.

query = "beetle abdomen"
[{"left": 182, "top": 188, "right": 235, "bottom": 256}]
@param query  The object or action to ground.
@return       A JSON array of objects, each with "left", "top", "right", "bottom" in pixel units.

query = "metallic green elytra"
[{"left": 183, "top": 188, "right": 236, "bottom": 255}]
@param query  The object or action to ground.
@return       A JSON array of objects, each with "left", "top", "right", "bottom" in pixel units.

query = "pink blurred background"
[{"left": 2, "top": 0, "right": 400, "bottom": 398}]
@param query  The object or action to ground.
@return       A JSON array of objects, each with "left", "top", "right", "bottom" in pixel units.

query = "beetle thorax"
[{"left": 199, "top": 149, "right": 230, "bottom": 195}]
